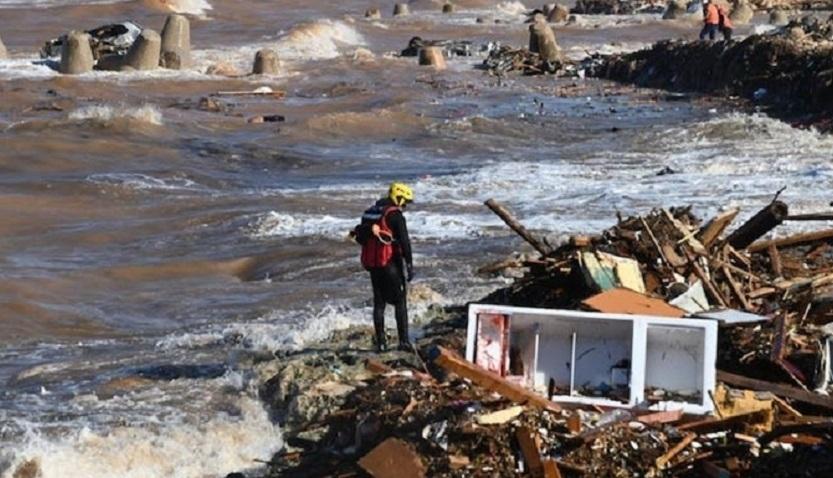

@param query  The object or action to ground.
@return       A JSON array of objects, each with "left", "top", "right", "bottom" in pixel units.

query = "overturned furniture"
[{"left": 466, "top": 304, "right": 718, "bottom": 414}]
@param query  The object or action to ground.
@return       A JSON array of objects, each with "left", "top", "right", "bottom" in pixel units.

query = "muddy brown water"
[{"left": 1, "top": 1, "right": 832, "bottom": 477}]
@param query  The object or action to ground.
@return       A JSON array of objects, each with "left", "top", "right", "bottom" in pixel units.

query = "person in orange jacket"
[
  {"left": 718, "top": 4, "right": 734, "bottom": 40},
  {"left": 699, "top": 0, "right": 720, "bottom": 40}
]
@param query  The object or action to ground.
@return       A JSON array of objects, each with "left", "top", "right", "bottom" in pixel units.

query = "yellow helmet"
[{"left": 388, "top": 182, "right": 414, "bottom": 207}]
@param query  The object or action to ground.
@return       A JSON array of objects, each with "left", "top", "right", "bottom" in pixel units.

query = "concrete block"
[
  {"left": 123, "top": 29, "right": 161, "bottom": 71},
  {"left": 528, "top": 21, "right": 561, "bottom": 63},
  {"left": 160, "top": 14, "right": 191, "bottom": 69},
  {"left": 418, "top": 46, "right": 446, "bottom": 70},
  {"left": 252, "top": 48, "right": 280, "bottom": 75},
  {"left": 60, "top": 31, "right": 94, "bottom": 74},
  {"left": 0, "top": 34, "right": 8, "bottom": 60},
  {"left": 393, "top": 3, "right": 409, "bottom": 16}
]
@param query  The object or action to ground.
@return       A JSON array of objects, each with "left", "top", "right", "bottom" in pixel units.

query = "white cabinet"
[{"left": 466, "top": 304, "right": 718, "bottom": 414}]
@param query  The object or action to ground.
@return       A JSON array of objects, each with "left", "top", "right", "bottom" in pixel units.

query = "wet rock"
[
  {"left": 95, "top": 53, "right": 124, "bottom": 71},
  {"left": 12, "top": 459, "right": 40, "bottom": 478},
  {"left": 770, "top": 10, "right": 789, "bottom": 25},
  {"left": 252, "top": 48, "right": 280, "bottom": 75},
  {"left": 206, "top": 61, "right": 241, "bottom": 77},
  {"left": 656, "top": 165, "right": 680, "bottom": 176},
  {"left": 60, "top": 31, "right": 95, "bottom": 74},
  {"left": 365, "top": 7, "right": 382, "bottom": 19},
  {"left": 198, "top": 96, "right": 226, "bottom": 112},
  {"left": 442, "top": 3, "right": 455, "bottom": 13},
  {"left": 0, "top": 34, "right": 8, "bottom": 60},
  {"left": 730, "top": 1, "right": 755, "bottom": 25},
  {"left": 160, "top": 14, "right": 190, "bottom": 69},
  {"left": 122, "top": 29, "right": 161, "bottom": 71},
  {"left": 97, "top": 376, "right": 155, "bottom": 399},
  {"left": 248, "top": 114, "right": 285, "bottom": 124},
  {"left": 548, "top": 4, "right": 570, "bottom": 22}
]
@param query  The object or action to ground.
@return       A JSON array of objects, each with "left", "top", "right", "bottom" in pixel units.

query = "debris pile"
[
  {"left": 255, "top": 196, "right": 833, "bottom": 478},
  {"left": 593, "top": 30, "right": 833, "bottom": 127},
  {"left": 572, "top": 0, "right": 667, "bottom": 14}
]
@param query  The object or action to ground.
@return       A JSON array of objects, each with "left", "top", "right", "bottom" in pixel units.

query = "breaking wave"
[
  {"left": 1, "top": 394, "right": 280, "bottom": 478},
  {"left": 142, "top": 0, "right": 212, "bottom": 16},
  {"left": 277, "top": 19, "right": 367, "bottom": 60}
]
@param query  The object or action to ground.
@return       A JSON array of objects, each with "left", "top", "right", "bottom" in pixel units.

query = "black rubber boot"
[
  {"left": 394, "top": 298, "right": 411, "bottom": 350},
  {"left": 373, "top": 301, "right": 387, "bottom": 353}
]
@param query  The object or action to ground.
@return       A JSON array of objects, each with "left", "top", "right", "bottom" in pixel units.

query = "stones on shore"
[
  {"left": 419, "top": 46, "right": 447, "bottom": 70},
  {"left": 59, "top": 31, "right": 95, "bottom": 74},
  {"left": 770, "top": 10, "right": 789, "bottom": 25},
  {"left": 160, "top": 14, "right": 191, "bottom": 69},
  {"left": 529, "top": 20, "right": 562, "bottom": 63},
  {"left": 365, "top": 7, "right": 382, "bottom": 19},
  {"left": 252, "top": 48, "right": 280, "bottom": 75},
  {"left": 730, "top": 1, "right": 755, "bottom": 25},
  {"left": 0, "top": 34, "right": 8, "bottom": 60},
  {"left": 393, "top": 3, "right": 410, "bottom": 16},
  {"left": 122, "top": 29, "right": 161, "bottom": 71}
]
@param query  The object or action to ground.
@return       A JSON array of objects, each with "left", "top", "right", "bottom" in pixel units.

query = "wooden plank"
[
  {"left": 432, "top": 347, "right": 561, "bottom": 412},
  {"left": 655, "top": 433, "right": 695, "bottom": 469},
  {"left": 516, "top": 426, "right": 545, "bottom": 478},
  {"left": 768, "top": 244, "right": 783, "bottom": 278},
  {"left": 542, "top": 459, "right": 563, "bottom": 478},
  {"left": 699, "top": 208, "right": 740, "bottom": 248},
  {"left": 748, "top": 228, "right": 833, "bottom": 253},
  {"left": 758, "top": 421, "right": 833, "bottom": 445},
  {"left": 722, "top": 265, "right": 753, "bottom": 311},
  {"left": 485, "top": 199, "right": 551, "bottom": 256},
  {"left": 717, "top": 370, "right": 833, "bottom": 411},
  {"left": 677, "top": 410, "right": 770, "bottom": 433},
  {"left": 691, "top": 261, "right": 728, "bottom": 308},
  {"left": 785, "top": 212, "right": 833, "bottom": 221},
  {"left": 637, "top": 409, "right": 683, "bottom": 425}
]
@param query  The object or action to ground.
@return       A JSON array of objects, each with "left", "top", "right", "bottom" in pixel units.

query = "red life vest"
[{"left": 360, "top": 205, "right": 401, "bottom": 269}]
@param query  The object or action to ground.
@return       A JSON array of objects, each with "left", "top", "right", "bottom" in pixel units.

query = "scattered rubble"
[
  {"left": 252, "top": 195, "right": 833, "bottom": 478},
  {"left": 572, "top": 0, "right": 667, "bottom": 14}
]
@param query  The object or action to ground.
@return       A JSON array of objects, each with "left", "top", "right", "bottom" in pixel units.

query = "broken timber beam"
[
  {"left": 726, "top": 200, "right": 788, "bottom": 250},
  {"left": 717, "top": 370, "right": 833, "bottom": 411},
  {"left": 698, "top": 208, "right": 739, "bottom": 248},
  {"left": 758, "top": 421, "right": 833, "bottom": 445},
  {"left": 655, "top": 433, "right": 696, "bottom": 470},
  {"left": 748, "top": 228, "right": 833, "bottom": 253},
  {"left": 516, "top": 426, "right": 545, "bottom": 478},
  {"left": 431, "top": 346, "right": 561, "bottom": 412},
  {"left": 485, "top": 198, "right": 552, "bottom": 257},
  {"left": 785, "top": 212, "right": 833, "bottom": 221}
]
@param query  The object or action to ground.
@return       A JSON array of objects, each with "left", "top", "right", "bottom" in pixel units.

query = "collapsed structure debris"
[
  {"left": 40, "top": 21, "right": 143, "bottom": 60},
  {"left": 255, "top": 195, "right": 833, "bottom": 478}
]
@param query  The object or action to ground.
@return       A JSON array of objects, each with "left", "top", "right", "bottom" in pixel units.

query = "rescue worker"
[
  {"left": 354, "top": 183, "right": 414, "bottom": 352},
  {"left": 718, "top": 3, "right": 734, "bottom": 41},
  {"left": 700, "top": 0, "right": 720, "bottom": 41}
]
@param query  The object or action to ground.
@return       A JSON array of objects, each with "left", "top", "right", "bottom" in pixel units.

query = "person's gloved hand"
[{"left": 406, "top": 264, "right": 415, "bottom": 282}]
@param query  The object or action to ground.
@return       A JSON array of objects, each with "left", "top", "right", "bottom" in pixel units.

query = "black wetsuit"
[{"left": 366, "top": 198, "right": 413, "bottom": 349}]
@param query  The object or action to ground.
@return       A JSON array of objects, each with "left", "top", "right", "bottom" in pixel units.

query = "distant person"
[
  {"left": 353, "top": 183, "right": 415, "bottom": 352},
  {"left": 718, "top": 4, "right": 734, "bottom": 40},
  {"left": 700, "top": 0, "right": 720, "bottom": 40}
]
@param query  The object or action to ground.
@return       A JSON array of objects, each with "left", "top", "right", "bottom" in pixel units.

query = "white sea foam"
[
  {"left": 145, "top": 0, "right": 212, "bottom": 16},
  {"left": 86, "top": 173, "right": 205, "bottom": 192},
  {"left": 2, "top": 394, "right": 280, "bottom": 478},
  {"left": 69, "top": 104, "right": 164, "bottom": 125}
]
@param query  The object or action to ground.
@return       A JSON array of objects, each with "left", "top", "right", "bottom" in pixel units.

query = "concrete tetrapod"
[
  {"left": 252, "top": 48, "right": 280, "bottom": 75},
  {"left": 160, "top": 14, "right": 191, "bottom": 69},
  {"left": 60, "top": 31, "right": 95, "bottom": 74},
  {"left": 393, "top": 3, "right": 409, "bottom": 16},
  {"left": 528, "top": 21, "right": 561, "bottom": 63},
  {"left": 123, "top": 29, "right": 161, "bottom": 71},
  {"left": 442, "top": 3, "right": 455, "bottom": 13},
  {"left": 418, "top": 46, "right": 447, "bottom": 70},
  {"left": 365, "top": 7, "right": 382, "bottom": 19},
  {"left": 548, "top": 4, "right": 569, "bottom": 22},
  {"left": 0, "top": 34, "right": 8, "bottom": 60}
]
